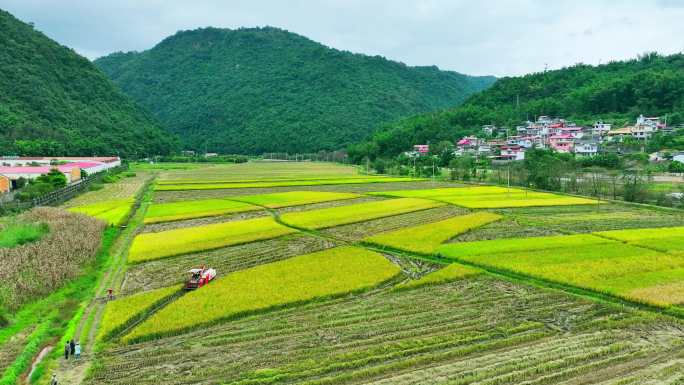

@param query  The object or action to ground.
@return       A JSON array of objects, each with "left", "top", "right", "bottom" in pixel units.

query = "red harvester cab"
[{"left": 185, "top": 266, "right": 217, "bottom": 290}]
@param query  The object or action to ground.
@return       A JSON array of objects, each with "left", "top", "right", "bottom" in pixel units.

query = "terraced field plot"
[
  {"left": 144, "top": 199, "right": 259, "bottom": 223},
  {"left": 124, "top": 246, "right": 401, "bottom": 342},
  {"left": 439, "top": 234, "right": 684, "bottom": 309},
  {"left": 364, "top": 212, "right": 501, "bottom": 254},
  {"left": 156, "top": 175, "right": 400, "bottom": 185},
  {"left": 128, "top": 217, "right": 297, "bottom": 263},
  {"left": 154, "top": 161, "right": 363, "bottom": 182},
  {"left": 597, "top": 225, "right": 684, "bottom": 253},
  {"left": 63, "top": 173, "right": 150, "bottom": 207},
  {"left": 499, "top": 204, "right": 684, "bottom": 233},
  {"left": 321, "top": 205, "right": 468, "bottom": 241},
  {"left": 231, "top": 190, "right": 360, "bottom": 207},
  {"left": 87, "top": 277, "right": 684, "bottom": 385},
  {"left": 395, "top": 263, "right": 481, "bottom": 289},
  {"left": 68, "top": 198, "right": 135, "bottom": 226},
  {"left": 155, "top": 177, "right": 424, "bottom": 191},
  {"left": 122, "top": 234, "right": 336, "bottom": 294},
  {"left": 80, "top": 163, "right": 684, "bottom": 385},
  {"left": 98, "top": 285, "right": 181, "bottom": 340},
  {"left": 371, "top": 186, "right": 597, "bottom": 208},
  {"left": 280, "top": 197, "right": 444, "bottom": 229},
  {"left": 452, "top": 204, "right": 684, "bottom": 242},
  {"left": 153, "top": 181, "right": 452, "bottom": 202}
]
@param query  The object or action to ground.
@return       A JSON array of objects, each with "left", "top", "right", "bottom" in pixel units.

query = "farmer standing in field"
[
  {"left": 69, "top": 340, "right": 75, "bottom": 357},
  {"left": 64, "top": 342, "right": 69, "bottom": 359},
  {"left": 50, "top": 373, "right": 58, "bottom": 385},
  {"left": 75, "top": 341, "right": 81, "bottom": 359}
]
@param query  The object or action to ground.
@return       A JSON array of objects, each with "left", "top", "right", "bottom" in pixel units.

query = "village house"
[
  {"left": 498, "top": 145, "right": 526, "bottom": 160},
  {"left": 559, "top": 126, "right": 584, "bottom": 139},
  {"left": 548, "top": 134, "right": 574, "bottom": 153},
  {"left": 592, "top": 121, "right": 612, "bottom": 136},
  {"left": 607, "top": 115, "right": 667, "bottom": 141},
  {"left": 574, "top": 139, "right": 600, "bottom": 156}
]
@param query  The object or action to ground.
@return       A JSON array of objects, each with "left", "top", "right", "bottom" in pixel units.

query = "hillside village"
[{"left": 409, "top": 114, "right": 684, "bottom": 162}]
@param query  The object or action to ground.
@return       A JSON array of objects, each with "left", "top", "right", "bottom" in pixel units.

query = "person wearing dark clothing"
[
  {"left": 64, "top": 342, "right": 69, "bottom": 359},
  {"left": 69, "top": 340, "right": 75, "bottom": 356}
]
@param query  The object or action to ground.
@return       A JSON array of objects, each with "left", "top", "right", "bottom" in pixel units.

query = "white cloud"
[{"left": 2, "top": 0, "right": 683, "bottom": 76}]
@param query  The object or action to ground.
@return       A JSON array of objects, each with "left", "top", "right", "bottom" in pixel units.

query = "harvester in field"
[{"left": 184, "top": 266, "right": 217, "bottom": 290}]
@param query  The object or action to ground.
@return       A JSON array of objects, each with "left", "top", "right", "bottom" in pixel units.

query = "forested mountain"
[
  {"left": 351, "top": 53, "right": 684, "bottom": 160},
  {"left": 0, "top": 9, "right": 176, "bottom": 157},
  {"left": 95, "top": 27, "right": 495, "bottom": 154}
]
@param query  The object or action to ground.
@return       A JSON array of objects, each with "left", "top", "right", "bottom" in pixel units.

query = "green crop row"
[
  {"left": 280, "top": 198, "right": 444, "bottom": 230},
  {"left": 363, "top": 212, "right": 501, "bottom": 254},
  {"left": 123, "top": 246, "right": 401, "bottom": 342},
  {"left": 128, "top": 217, "right": 297, "bottom": 263}
]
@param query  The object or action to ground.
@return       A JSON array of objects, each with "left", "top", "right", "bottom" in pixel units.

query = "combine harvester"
[{"left": 185, "top": 266, "right": 217, "bottom": 290}]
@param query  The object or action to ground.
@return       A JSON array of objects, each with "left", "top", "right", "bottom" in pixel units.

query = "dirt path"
[{"left": 46, "top": 178, "right": 154, "bottom": 385}]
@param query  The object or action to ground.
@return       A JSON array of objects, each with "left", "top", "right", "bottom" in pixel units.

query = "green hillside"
[
  {"left": 0, "top": 9, "right": 176, "bottom": 157},
  {"left": 95, "top": 27, "right": 495, "bottom": 154},
  {"left": 351, "top": 53, "right": 684, "bottom": 160}
]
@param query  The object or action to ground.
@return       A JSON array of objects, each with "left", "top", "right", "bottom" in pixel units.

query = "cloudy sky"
[{"left": 2, "top": 0, "right": 684, "bottom": 77}]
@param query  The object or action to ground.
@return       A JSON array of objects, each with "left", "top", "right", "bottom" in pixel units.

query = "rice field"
[
  {"left": 144, "top": 199, "right": 259, "bottom": 224},
  {"left": 364, "top": 212, "right": 501, "bottom": 254},
  {"left": 75, "top": 164, "right": 684, "bottom": 384},
  {"left": 371, "top": 186, "right": 598, "bottom": 208},
  {"left": 68, "top": 199, "right": 134, "bottom": 226},
  {"left": 231, "top": 190, "right": 360, "bottom": 207},
  {"left": 279, "top": 197, "right": 444, "bottom": 229},
  {"left": 87, "top": 276, "right": 684, "bottom": 385},
  {"left": 121, "top": 234, "right": 336, "bottom": 294},
  {"left": 596, "top": 226, "right": 684, "bottom": 254},
  {"left": 98, "top": 285, "right": 181, "bottom": 340},
  {"left": 128, "top": 217, "right": 297, "bottom": 263},
  {"left": 394, "top": 264, "right": 481, "bottom": 290},
  {"left": 123, "top": 246, "right": 401, "bottom": 342},
  {"left": 155, "top": 177, "right": 424, "bottom": 191},
  {"left": 439, "top": 233, "right": 684, "bottom": 309}
]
